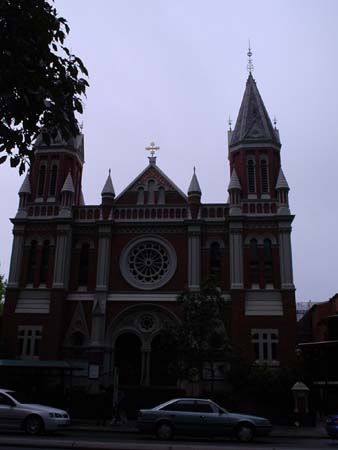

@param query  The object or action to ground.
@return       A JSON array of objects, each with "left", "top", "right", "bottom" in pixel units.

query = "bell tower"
[{"left": 29, "top": 131, "right": 84, "bottom": 207}]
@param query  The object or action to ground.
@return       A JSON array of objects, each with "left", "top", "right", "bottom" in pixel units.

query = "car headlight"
[{"left": 49, "top": 413, "right": 62, "bottom": 418}]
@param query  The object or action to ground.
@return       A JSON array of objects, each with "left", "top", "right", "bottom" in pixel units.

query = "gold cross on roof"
[{"left": 145, "top": 141, "right": 160, "bottom": 158}]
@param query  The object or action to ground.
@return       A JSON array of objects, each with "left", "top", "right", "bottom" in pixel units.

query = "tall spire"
[
  {"left": 101, "top": 169, "right": 115, "bottom": 197},
  {"left": 229, "top": 74, "right": 280, "bottom": 150},
  {"left": 188, "top": 167, "right": 202, "bottom": 195}
]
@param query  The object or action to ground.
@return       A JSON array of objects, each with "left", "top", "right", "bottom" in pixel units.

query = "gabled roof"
[
  {"left": 61, "top": 171, "right": 75, "bottom": 193},
  {"left": 115, "top": 163, "right": 187, "bottom": 202},
  {"left": 229, "top": 74, "right": 280, "bottom": 149},
  {"left": 275, "top": 168, "right": 289, "bottom": 190},
  {"left": 101, "top": 172, "right": 115, "bottom": 197},
  {"left": 228, "top": 168, "right": 242, "bottom": 191},
  {"left": 18, "top": 173, "right": 31, "bottom": 194},
  {"left": 188, "top": 170, "right": 201, "bottom": 195}
]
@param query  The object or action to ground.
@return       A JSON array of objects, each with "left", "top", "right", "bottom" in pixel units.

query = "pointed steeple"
[
  {"left": 18, "top": 173, "right": 31, "bottom": 194},
  {"left": 229, "top": 73, "right": 280, "bottom": 150},
  {"left": 61, "top": 171, "right": 75, "bottom": 193},
  {"left": 188, "top": 168, "right": 202, "bottom": 195},
  {"left": 101, "top": 170, "right": 115, "bottom": 197},
  {"left": 276, "top": 168, "right": 289, "bottom": 190},
  {"left": 228, "top": 168, "right": 241, "bottom": 191}
]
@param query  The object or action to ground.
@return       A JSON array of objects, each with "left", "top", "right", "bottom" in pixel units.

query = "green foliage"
[
  {"left": 0, "top": 273, "right": 6, "bottom": 315},
  {"left": 174, "top": 278, "right": 231, "bottom": 377},
  {"left": 0, "top": 0, "right": 89, "bottom": 173}
]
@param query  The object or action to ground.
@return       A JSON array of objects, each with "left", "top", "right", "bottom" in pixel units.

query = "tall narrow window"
[
  {"left": 247, "top": 158, "right": 256, "bottom": 193},
  {"left": 78, "top": 243, "right": 90, "bottom": 286},
  {"left": 210, "top": 242, "right": 221, "bottom": 278},
  {"left": 49, "top": 164, "right": 58, "bottom": 196},
  {"left": 27, "top": 240, "right": 37, "bottom": 285},
  {"left": 263, "top": 238, "right": 273, "bottom": 286},
  {"left": 137, "top": 187, "right": 144, "bottom": 205},
  {"left": 249, "top": 238, "right": 259, "bottom": 286},
  {"left": 39, "top": 240, "right": 49, "bottom": 285},
  {"left": 158, "top": 187, "right": 165, "bottom": 205},
  {"left": 37, "top": 165, "right": 46, "bottom": 197},
  {"left": 147, "top": 180, "right": 155, "bottom": 204},
  {"left": 260, "top": 158, "right": 269, "bottom": 194}
]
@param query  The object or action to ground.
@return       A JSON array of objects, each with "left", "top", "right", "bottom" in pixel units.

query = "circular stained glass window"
[{"left": 120, "top": 237, "right": 177, "bottom": 290}]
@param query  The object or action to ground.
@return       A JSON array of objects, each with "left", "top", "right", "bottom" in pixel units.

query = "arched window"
[
  {"left": 263, "top": 239, "right": 273, "bottom": 286},
  {"left": 158, "top": 187, "right": 165, "bottom": 205},
  {"left": 39, "top": 240, "right": 50, "bottom": 284},
  {"left": 147, "top": 180, "right": 155, "bottom": 204},
  {"left": 210, "top": 242, "right": 221, "bottom": 277},
  {"left": 247, "top": 158, "right": 256, "bottom": 194},
  {"left": 49, "top": 163, "right": 58, "bottom": 196},
  {"left": 260, "top": 158, "right": 269, "bottom": 194},
  {"left": 27, "top": 240, "right": 38, "bottom": 284},
  {"left": 137, "top": 187, "right": 144, "bottom": 205},
  {"left": 37, "top": 164, "right": 46, "bottom": 197},
  {"left": 249, "top": 238, "right": 259, "bottom": 286},
  {"left": 78, "top": 243, "right": 89, "bottom": 286}
]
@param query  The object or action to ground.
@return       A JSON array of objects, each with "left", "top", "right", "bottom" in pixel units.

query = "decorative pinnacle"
[
  {"left": 247, "top": 41, "right": 254, "bottom": 74},
  {"left": 228, "top": 117, "right": 232, "bottom": 131},
  {"left": 145, "top": 141, "right": 160, "bottom": 158},
  {"left": 193, "top": 166, "right": 196, "bottom": 174},
  {"left": 273, "top": 116, "right": 277, "bottom": 128},
  {"left": 109, "top": 168, "right": 111, "bottom": 175}
]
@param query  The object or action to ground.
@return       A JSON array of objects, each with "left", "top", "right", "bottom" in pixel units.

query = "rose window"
[
  {"left": 120, "top": 237, "right": 177, "bottom": 290},
  {"left": 137, "top": 313, "right": 156, "bottom": 332}
]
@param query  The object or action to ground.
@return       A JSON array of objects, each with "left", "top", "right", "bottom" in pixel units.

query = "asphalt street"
[{"left": 0, "top": 430, "right": 335, "bottom": 450}]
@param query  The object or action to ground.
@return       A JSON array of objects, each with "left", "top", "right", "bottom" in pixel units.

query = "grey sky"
[{"left": 1, "top": 0, "right": 337, "bottom": 302}]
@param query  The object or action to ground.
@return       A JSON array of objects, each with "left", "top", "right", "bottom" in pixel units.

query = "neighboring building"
[
  {"left": 3, "top": 68, "right": 297, "bottom": 390},
  {"left": 297, "top": 294, "right": 338, "bottom": 414}
]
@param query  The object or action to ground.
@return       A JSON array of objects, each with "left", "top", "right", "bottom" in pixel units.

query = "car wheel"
[
  {"left": 24, "top": 415, "right": 44, "bottom": 435},
  {"left": 236, "top": 423, "right": 255, "bottom": 442},
  {"left": 156, "top": 422, "right": 173, "bottom": 440}
]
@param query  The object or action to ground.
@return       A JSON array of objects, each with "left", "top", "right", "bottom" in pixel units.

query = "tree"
[
  {"left": 0, "top": 0, "right": 89, "bottom": 174},
  {"left": 167, "top": 278, "right": 231, "bottom": 387}
]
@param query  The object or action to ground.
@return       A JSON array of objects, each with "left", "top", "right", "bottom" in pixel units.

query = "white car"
[{"left": 0, "top": 389, "right": 70, "bottom": 435}]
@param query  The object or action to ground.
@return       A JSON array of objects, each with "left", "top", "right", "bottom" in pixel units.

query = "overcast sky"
[{"left": 1, "top": 0, "right": 337, "bottom": 302}]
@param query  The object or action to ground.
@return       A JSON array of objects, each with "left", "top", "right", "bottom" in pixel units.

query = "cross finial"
[
  {"left": 145, "top": 141, "right": 160, "bottom": 158},
  {"left": 247, "top": 40, "right": 254, "bottom": 74}
]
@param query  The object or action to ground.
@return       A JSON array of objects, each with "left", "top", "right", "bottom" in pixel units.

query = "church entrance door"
[{"left": 114, "top": 333, "right": 141, "bottom": 386}]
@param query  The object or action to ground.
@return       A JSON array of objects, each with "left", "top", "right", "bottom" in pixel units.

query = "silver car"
[
  {"left": 0, "top": 389, "right": 70, "bottom": 435},
  {"left": 138, "top": 398, "right": 272, "bottom": 442}
]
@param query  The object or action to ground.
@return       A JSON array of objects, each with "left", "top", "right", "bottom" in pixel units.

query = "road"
[{"left": 0, "top": 430, "right": 334, "bottom": 450}]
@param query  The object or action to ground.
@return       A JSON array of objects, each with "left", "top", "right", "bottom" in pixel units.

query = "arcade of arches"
[{"left": 109, "top": 305, "right": 179, "bottom": 387}]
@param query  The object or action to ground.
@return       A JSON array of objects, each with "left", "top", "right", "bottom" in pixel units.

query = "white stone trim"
[
  {"left": 107, "top": 293, "right": 178, "bottom": 302},
  {"left": 15, "top": 290, "right": 50, "bottom": 314},
  {"left": 245, "top": 291, "right": 283, "bottom": 316}
]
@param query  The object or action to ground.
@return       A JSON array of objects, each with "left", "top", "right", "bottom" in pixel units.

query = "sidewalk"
[{"left": 69, "top": 419, "right": 329, "bottom": 439}]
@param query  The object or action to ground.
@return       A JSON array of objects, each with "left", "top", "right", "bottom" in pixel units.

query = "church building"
[{"left": 3, "top": 67, "right": 297, "bottom": 389}]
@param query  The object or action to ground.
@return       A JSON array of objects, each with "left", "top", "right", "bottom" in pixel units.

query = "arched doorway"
[
  {"left": 114, "top": 333, "right": 141, "bottom": 386},
  {"left": 150, "top": 333, "right": 177, "bottom": 386}
]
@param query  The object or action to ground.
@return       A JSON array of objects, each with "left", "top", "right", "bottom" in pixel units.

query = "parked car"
[
  {"left": 137, "top": 398, "right": 272, "bottom": 442},
  {"left": 0, "top": 389, "right": 70, "bottom": 435},
  {"left": 326, "top": 414, "right": 338, "bottom": 439}
]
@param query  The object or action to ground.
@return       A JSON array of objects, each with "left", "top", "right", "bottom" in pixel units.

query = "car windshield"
[{"left": 7, "top": 391, "right": 34, "bottom": 404}]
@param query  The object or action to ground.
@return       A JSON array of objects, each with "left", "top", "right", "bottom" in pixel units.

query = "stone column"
[
  {"left": 96, "top": 225, "right": 111, "bottom": 291},
  {"left": 7, "top": 224, "right": 25, "bottom": 288},
  {"left": 279, "top": 222, "right": 295, "bottom": 290},
  {"left": 188, "top": 225, "right": 201, "bottom": 290},
  {"left": 229, "top": 221, "right": 244, "bottom": 289},
  {"left": 140, "top": 347, "right": 151, "bottom": 386},
  {"left": 52, "top": 224, "right": 72, "bottom": 289}
]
